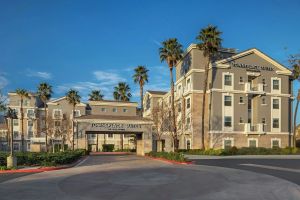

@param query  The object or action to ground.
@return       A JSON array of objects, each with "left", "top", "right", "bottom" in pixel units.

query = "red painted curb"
[
  {"left": 144, "top": 155, "right": 193, "bottom": 165},
  {"left": 90, "top": 152, "right": 133, "bottom": 155},
  {"left": 0, "top": 156, "right": 87, "bottom": 174}
]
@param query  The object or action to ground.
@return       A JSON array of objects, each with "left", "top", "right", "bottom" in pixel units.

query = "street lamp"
[{"left": 5, "top": 107, "right": 18, "bottom": 168}]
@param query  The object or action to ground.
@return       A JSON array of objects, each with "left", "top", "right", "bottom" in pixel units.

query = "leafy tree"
[
  {"left": 66, "top": 89, "right": 81, "bottom": 150},
  {"left": 159, "top": 38, "right": 183, "bottom": 151},
  {"left": 89, "top": 90, "right": 104, "bottom": 101},
  {"left": 0, "top": 90, "right": 7, "bottom": 112},
  {"left": 196, "top": 25, "right": 222, "bottom": 149},
  {"left": 113, "top": 82, "right": 132, "bottom": 101},
  {"left": 37, "top": 82, "right": 53, "bottom": 151},
  {"left": 15, "top": 89, "right": 30, "bottom": 152},
  {"left": 133, "top": 66, "right": 149, "bottom": 116}
]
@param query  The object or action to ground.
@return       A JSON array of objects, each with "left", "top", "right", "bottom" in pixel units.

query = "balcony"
[
  {"left": 244, "top": 83, "right": 264, "bottom": 94},
  {"left": 244, "top": 123, "right": 265, "bottom": 134}
]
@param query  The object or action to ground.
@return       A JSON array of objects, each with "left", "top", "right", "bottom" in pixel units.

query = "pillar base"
[{"left": 7, "top": 156, "right": 17, "bottom": 168}]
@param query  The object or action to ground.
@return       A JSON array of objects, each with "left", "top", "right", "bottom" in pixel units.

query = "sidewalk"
[{"left": 185, "top": 154, "right": 300, "bottom": 160}]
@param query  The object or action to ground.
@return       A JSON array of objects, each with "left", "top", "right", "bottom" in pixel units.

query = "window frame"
[
  {"left": 224, "top": 116, "right": 232, "bottom": 127},
  {"left": 224, "top": 95, "right": 232, "bottom": 106}
]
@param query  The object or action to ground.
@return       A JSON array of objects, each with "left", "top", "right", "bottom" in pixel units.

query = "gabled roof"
[
  {"left": 147, "top": 90, "right": 168, "bottom": 95},
  {"left": 215, "top": 48, "right": 292, "bottom": 75},
  {"left": 47, "top": 96, "right": 86, "bottom": 106}
]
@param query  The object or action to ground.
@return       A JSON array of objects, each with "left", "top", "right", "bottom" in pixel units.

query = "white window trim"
[
  {"left": 186, "top": 96, "right": 191, "bottom": 111},
  {"left": 123, "top": 108, "right": 128, "bottom": 113},
  {"left": 222, "top": 137, "right": 234, "bottom": 149},
  {"left": 186, "top": 76, "right": 192, "bottom": 92},
  {"left": 112, "top": 108, "right": 118, "bottom": 113},
  {"left": 271, "top": 77, "right": 281, "bottom": 94},
  {"left": 222, "top": 93, "right": 234, "bottom": 131},
  {"left": 75, "top": 110, "right": 81, "bottom": 117},
  {"left": 222, "top": 72, "right": 234, "bottom": 90},
  {"left": 26, "top": 109, "right": 35, "bottom": 118},
  {"left": 271, "top": 97, "right": 281, "bottom": 132},
  {"left": 271, "top": 138, "right": 281, "bottom": 148},
  {"left": 53, "top": 109, "right": 62, "bottom": 118},
  {"left": 101, "top": 107, "right": 107, "bottom": 112},
  {"left": 247, "top": 138, "right": 258, "bottom": 147}
]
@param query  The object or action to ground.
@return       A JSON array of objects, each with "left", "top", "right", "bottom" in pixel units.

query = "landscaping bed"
[
  {"left": 0, "top": 149, "right": 87, "bottom": 170},
  {"left": 146, "top": 151, "right": 190, "bottom": 164},
  {"left": 179, "top": 147, "right": 300, "bottom": 156}
]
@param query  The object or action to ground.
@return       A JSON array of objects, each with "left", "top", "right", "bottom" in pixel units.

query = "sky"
[{"left": 0, "top": 0, "right": 299, "bottom": 122}]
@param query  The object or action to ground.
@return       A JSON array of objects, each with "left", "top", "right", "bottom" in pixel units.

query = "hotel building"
[{"left": 144, "top": 44, "right": 293, "bottom": 150}]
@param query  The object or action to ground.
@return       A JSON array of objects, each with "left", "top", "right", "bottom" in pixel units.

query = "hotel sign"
[
  {"left": 91, "top": 123, "right": 143, "bottom": 132},
  {"left": 232, "top": 63, "right": 274, "bottom": 71}
]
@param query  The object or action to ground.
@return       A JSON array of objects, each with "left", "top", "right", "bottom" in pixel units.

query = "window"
[
  {"left": 186, "top": 140, "right": 191, "bottom": 150},
  {"left": 13, "top": 143, "right": 19, "bottom": 151},
  {"left": 272, "top": 139, "right": 281, "bottom": 148},
  {"left": 186, "top": 78, "right": 191, "bottom": 90},
  {"left": 262, "top": 97, "right": 266, "bottom": 105},
  {"left": 239, "top": 77, "right": 243, "bottom": 83},
  {"left": 74, "top": 110, "right": 80, "bottom": 117},
  {"left": 123, "top": 108, "right": 128, "bottom": 113},
  {"left": 248, "top": 139, "right": 257, "bottom": 148},
  {"left": 273, "top": 79, "right": 279, "bottom": 90},
  {"left": 224, "top": 116, "right": 232, "bottom": 127},
  {"left": 145, "top": 95, "right": 150, "bottom": 111},
  {"left": 273, "top": 99, "right": 279, "bottom": 109},
  {"left": 13, "top": 109, "right": 19, "bottom": 115},
  {"left": 186, "top": 117, "right": 190, "bottom": 125},
  {"left": 13, "top": 119, "right": 18, "bottom": 126},
  {"left": 178, "top": 103, "right": 181, "bottom": 113},
  {"left": 28, "top": 131, "right": 33, "bottom": 139},
  {"left": 239, "top": 97, "right": 244, "bottom": 104},
  {"left": 13, "top": 131, "right": 18, "bottom": 138},
  {"left": 224, "top": 75, "right": 232, "bottom": 86},
  {"left": 112, "top": 108, "right": 117, "bottom": 113},
  {"left": 186, "top": 98, "right": 190, "bottom": 109},
  {"left": 273, "top": 118, "right": 279, "bottom": 128},
  {"left": 224, "top": 96, "right": 232, "bottom": 106},
  {"left": 53, "top": 109, "right": 61, "bottom": 118},
  {"left": 108, "top": 133, "right": 113, "bottom": 138},
  {"left": 223, "top": 139, "right": 232, "bottom": 149},
  {"left": 55, "top": 121, "right": 61, "bottom": 127},
  {"left": 89, "top": 134, "right": 96, "bottom": 139},
  {"left": 101, "top": 107, "right": 107, "bottom": 112},
  {"left": 27, "top": 109, "right": 35, "bottom": 118},
  {"left": 178, "top": 85, "right": 182, "bottom": 95},
  {"left": 28, "top": 120, "right": 33, "bottom": 127},
  {"left": 239, "top": 117, "right": 243, "bottom": 123},
  {"left": 23, "top": 100, "right": 29, "bottom": 106}
]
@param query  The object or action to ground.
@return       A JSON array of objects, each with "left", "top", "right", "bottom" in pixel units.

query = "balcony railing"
[
  {"left": 244, "top": 123, "right": 265, "bottom": 134},
  {"left": 245, "top": 83, "right": 264, "bottom": 94}
]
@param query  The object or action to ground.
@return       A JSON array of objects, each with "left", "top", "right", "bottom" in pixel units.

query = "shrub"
[
  {"left": 102, "top": 144, "right": 114, "bottom": 152},
  {"left": 146, "top": 151, "right": 187, "bottom": 162}
]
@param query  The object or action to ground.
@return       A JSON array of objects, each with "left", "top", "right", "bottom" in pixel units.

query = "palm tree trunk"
[
  {"left": 20, "top": 98, "right": 24, "bottom": 152},
  {"left": 44, "top": 103, "right": 48, "bottom": 152},
  {"left": 96, "top": 134, "right": 99, "bottom": 152},
  {"left": 72, "top": 105, "right": 75, "bottom": 151},
  {"left": 170, "top": 67, "right": 177, "bottom": 151},
  {"left": 121, "top": 134, "right": 124, "bottom": 150},
  {"left": 201, "top": 59, "right": 210, "bottom": 150},
  {"left": 140, "top": 85, "right": 144, "bottom": 117},
  {"left": 293, "top": 99, "right": 299, "bottom": 147}
]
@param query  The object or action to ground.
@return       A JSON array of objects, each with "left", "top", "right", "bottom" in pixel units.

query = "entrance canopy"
[{"left": 75, "top": 115, "right": 153, "bottom": 155}]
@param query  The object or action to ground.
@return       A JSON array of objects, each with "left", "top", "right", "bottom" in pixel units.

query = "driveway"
[{"left": 0, "top": 154, "right": 300, "bottom": 200}]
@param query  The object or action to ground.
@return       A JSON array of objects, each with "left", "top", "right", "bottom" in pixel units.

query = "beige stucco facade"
[{"left": 144, "top": 44, "right": 293, "bottom": 150}]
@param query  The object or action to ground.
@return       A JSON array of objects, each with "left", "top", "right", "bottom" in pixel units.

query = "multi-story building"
[
  {"left": 1, "top": 94, "right": 140, "bottom": 152},
  {"left": 144, "top": 44, "right": 293, "bottom": 150}
]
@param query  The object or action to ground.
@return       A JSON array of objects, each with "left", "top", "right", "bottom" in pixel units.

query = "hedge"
[
  {"left": 146, "top": 151, "right": 187, "bottom": 162},
  {"left": 179, "top": 147, "right": 300, "bottom": 156},
  {"left": 102, "top": 144, "right": 114, "bottom": 152},
  {"left": 0, "top": 149, "right": 87, "bottom": 168}
]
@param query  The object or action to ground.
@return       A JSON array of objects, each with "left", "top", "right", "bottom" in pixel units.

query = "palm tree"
[
  {"left": 292, "top": 60, "right": 300, "bottom": 147},
  {"left": 113, "top": 82, "right": 132, "bottom": 101},
  {"left": 15, "top": 89, "right": 30, "bottom": 152},
  {"left": 133, "top": 66, "right": 149, "bottom": 116},
  {"left": 159, "top": 38, "right": 183, "bottom": 151},
  {"left": 89, "top": 90, "right": 104, "bottom": 101},
  {"left": 196, "top": 25, "right": 222, "bottom": 150},
  {"left": 37, "top": 82, "right": 53, "bottom": 152},
  {"left": 113, "top": 82, "right": 131, "bottom": 150},
  {"left": 66, "top": 89, "right": 81, "bottom": 150}
]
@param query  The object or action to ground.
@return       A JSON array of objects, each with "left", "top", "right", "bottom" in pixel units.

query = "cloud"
[
  {"left": 26, "top": 69, "right": 52, "bottom": 79},
  {"left": 0, "top": 74, "right": 8, "bottom": 89},
  {"left": 153, "top": 39, "right": 162, "bottom": 47},
  {"left": 93, "top": 71, "right": 126, "bottom": 85}
]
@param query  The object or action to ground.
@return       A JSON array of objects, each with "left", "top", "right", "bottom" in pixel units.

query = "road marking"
[
  {"left": 240, "top": 164, "right": 300, "bottom": 173},
  {"left": 75, "top": 156, "right": 89, "bottom": 167}
]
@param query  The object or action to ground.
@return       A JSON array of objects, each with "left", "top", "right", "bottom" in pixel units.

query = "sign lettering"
[
  {"left": 91, "top": 123, "right": 142, "bottom": 131},
  {"left": 231, "top": 63, "right": 274, "bottom": 71}
]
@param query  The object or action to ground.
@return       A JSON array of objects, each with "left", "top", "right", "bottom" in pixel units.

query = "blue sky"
[{"left": 0, "top": 0, "right": 299, "bottom": 122}]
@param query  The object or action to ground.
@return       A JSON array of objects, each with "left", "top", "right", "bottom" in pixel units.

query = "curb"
[
  {"left": 0, "top": 156, "right": 87, "bottom": 174},
  {"left": 144, "top": 155, "right": 194, "bottom": 165},
  {"left": 90, "top": 152, "right": 133, "bottom": 155}
]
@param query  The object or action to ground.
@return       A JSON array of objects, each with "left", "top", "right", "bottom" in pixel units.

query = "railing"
[
  {"left": 245, "top": 83, "right": 264, "bottom": 93},
  {"left": 244, "top": 123, "right": 265, "bottom": 134}
]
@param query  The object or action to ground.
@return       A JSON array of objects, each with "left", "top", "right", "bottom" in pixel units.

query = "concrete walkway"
[
  {"left": 0, "top": 155, "right": 300, "bottom": 200},
  {"left": 186, "top": 154, "right": 300, "bottom": 159}
]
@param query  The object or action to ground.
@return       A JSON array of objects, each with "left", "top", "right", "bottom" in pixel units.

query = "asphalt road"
[
  {"left": 0, "top": 155, "right": 300, "bottom": 200},
  {"left": 190, "top": 157, "right": 300, "bottom": 186}
]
